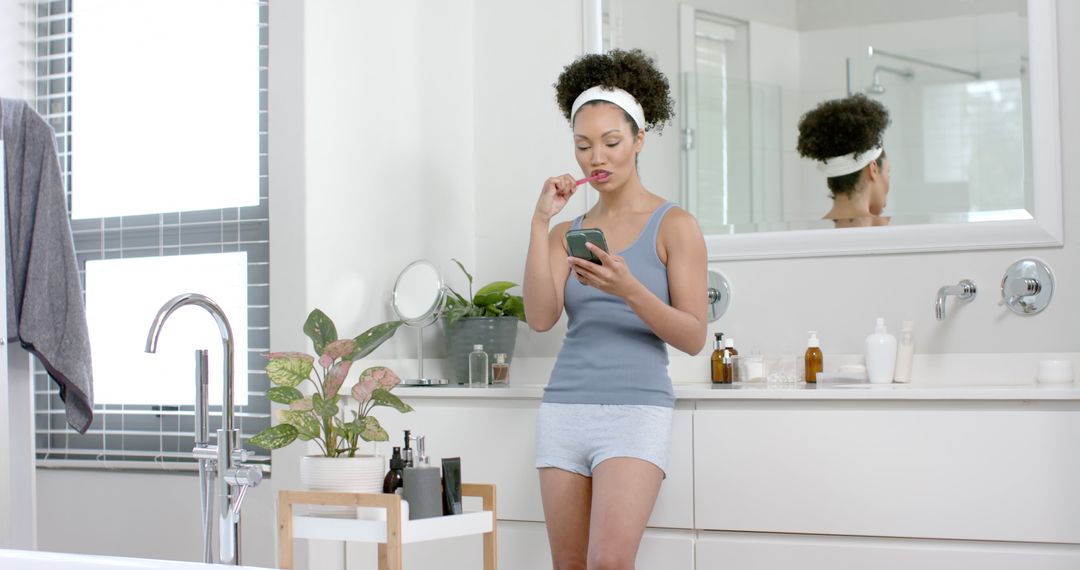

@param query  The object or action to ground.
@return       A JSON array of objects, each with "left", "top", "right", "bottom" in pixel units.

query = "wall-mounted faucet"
[
  {"left": 145, "top": 293, "right": 261, "bottom": 565},
  {"left": 935, "top": 280, "right": 977, "bottom": 321}
]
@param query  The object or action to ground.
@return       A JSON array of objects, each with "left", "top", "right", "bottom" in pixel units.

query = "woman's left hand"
[{"left": 568, "top": 243, "right": 640, "bottom": 299}]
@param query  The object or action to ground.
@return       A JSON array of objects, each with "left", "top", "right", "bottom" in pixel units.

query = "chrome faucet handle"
[
  {"left": 225, "top": 465, "right": 263, "bottom": 523},
  {"left": 225, "top": 464, "right": 263, "bottom": 488},
  {"left": 1000, "top": 258, "right": 1055, "bottom": 316}
]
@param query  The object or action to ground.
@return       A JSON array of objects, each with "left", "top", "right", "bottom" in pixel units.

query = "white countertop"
[{"left": 395, "top": 382, "right": 1080, "bottom": 401}]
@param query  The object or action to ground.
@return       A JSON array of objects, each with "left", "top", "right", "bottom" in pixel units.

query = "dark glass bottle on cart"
[{"left": 383, "top": 446, "right": 405, "bottom": 494}]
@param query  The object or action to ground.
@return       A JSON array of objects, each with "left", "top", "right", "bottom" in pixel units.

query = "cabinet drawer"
[
  {"left": 696, "top": 531, "right": 1080, "bottom": 570},
  {"left": 694, "top": 401, "right": 1080, "bottom": 542}
]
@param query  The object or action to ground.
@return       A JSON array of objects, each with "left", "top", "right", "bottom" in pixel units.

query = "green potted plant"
[
  {"left": 442, "top": 259, "right": 526, "bottom": 383},
  {"left": 250, "top": 309, "right": 411, "bottom": 506}
]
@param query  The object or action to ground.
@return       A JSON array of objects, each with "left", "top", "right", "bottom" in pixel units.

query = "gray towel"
[{"left": 1, "top": 98, "right": 94, "bottom": 434}]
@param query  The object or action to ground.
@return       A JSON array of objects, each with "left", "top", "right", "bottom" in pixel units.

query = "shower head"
[
  {"left": 865, "top": 65, "right": 914, "bottom": 95},
  {"left": 866, "top": 80, "right": 886, "bottom": 95}
]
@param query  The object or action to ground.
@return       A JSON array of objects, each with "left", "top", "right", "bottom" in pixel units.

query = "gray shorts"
[{"left": 534, "top": 402, "right": 674, "bottom": 478}]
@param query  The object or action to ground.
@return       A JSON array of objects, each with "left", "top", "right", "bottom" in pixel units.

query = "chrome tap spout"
[
  {"left": 145, "top": 293, "right": 235, "bottom": 432},
  {"left": 935, "top": 279, "right": 977, "bottom": 321},
  {"left": 145, "top": 293, "right": 254, "bottom": 565}
]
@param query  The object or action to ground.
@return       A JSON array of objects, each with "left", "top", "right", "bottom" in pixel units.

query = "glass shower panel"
[{"left": 685, "top": 13, "right": 752, "bottom": 235}]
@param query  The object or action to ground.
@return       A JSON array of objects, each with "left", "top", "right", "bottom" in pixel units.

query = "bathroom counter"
[
  {"left": 379, "top": 377, "right": 1080, "bottom": 568},
  {"left": 394, "top": 382, "right": 1080, "bottom": 401}
]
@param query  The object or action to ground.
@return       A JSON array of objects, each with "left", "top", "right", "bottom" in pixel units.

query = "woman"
[
  {"left": 522, "top": 49, "right": 708, "bottom": 569},
  {"left": 796, "top": 94, "right": 892, "bottom": 228}
]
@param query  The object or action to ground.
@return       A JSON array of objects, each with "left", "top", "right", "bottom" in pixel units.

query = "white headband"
[
  {"left": 570, "top": 86, "right": 646, "bottom": 131},
  {"left": 817, "top": 147, "right": 883, "bottom": 177}
]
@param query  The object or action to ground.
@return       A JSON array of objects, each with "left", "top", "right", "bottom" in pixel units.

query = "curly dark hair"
[
  {"left": 797, "top": 94, "right": 891, "bottom": 197},
  {"left": 554, "top": 49, "right": 675, "bottom": 134}
]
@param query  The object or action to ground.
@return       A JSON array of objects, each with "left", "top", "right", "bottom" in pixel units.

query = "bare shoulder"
[
  {"left": 658, "top": 206, "right": 704, "bottom": 243},
  {"left": 549, "top": 220, "right": 574, "bottom": 252},
  {"left": 657, "top": 206, "right": 704, "bottom": 264},
  {"left": 549, "top": 220, "right": 573, "bottom": 236}
]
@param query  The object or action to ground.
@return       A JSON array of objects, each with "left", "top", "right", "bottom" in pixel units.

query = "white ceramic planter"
[{"left": 299, "top": 455, "right": 385, "bottom": 517}]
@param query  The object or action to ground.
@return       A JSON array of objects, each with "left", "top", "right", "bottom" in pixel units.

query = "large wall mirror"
[{"left": 584, "top": 0, "right": 1062, "bottom": 260}]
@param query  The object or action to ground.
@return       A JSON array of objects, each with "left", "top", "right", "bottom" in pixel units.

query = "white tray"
[{"left": 292, "top": 510, "right": 494, "bottom": 544}]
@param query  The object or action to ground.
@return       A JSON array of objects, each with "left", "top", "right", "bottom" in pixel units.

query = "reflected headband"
[{"left": 817, "top": 147, "right": 883, "bottom": 177}]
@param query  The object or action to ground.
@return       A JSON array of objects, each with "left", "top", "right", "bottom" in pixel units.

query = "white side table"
[{"left": 277, "top": 484, "right": 497, "bottom": 570}]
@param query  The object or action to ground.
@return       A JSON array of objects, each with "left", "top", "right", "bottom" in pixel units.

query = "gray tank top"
[{"left": 543, "top": 201, "right": 677, "bottom": 408}]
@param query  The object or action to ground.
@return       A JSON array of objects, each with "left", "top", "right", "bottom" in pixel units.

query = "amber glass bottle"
[
  {"left": 804, "top": 331, "right": 823, "bottom": 383},
  {"left": 710, "top": 333, "right": 725, "bottom": 383},
  {"left": 721, "top": 337, "right": 738, "bottom": 383}
]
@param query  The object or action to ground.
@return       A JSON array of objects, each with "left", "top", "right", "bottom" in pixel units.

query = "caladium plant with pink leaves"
[{"left": 249, "top": 309, "right": 412, "bottom": 457}]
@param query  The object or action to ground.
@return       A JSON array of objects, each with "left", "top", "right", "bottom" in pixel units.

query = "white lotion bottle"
[
  {"left": 865, "top": 317, "right": 898, "bottom": 384},
  {"left": 893, "top": 320, "right": 915, "bottom": 383}
]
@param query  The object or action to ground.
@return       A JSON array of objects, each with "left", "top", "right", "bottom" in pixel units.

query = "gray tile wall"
[{"left": 33, "top": 1, "right": 272, "bottom": 469}]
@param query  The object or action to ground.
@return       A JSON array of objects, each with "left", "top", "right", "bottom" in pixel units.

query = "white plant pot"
[{"left": 299, "top": 454, "right": 386, "bottom": 517}]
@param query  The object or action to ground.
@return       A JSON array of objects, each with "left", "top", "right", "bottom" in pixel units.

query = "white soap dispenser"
[{"left": 865, "top": 317, "right": 898, "bottom": 384}]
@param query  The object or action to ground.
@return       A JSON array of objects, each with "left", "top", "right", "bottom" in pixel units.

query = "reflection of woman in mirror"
[
  {"left": 797, "top": 94, "right": 892, "bottom": 228},
  {"left": 522, "top": 49, "right": 707, "bottom": 568}
]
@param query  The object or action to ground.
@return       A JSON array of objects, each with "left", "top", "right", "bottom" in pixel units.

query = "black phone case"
[{"left": 566, "top": 229, "right": 608, "bottom": 264}]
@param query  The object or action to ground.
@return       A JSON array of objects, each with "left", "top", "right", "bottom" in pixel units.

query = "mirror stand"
[
  {"left": 391, "top": 259, "right": 450, "bottom": 386},
  {"left": 406, "top": 325, "right": 448, "bottom": 386}
]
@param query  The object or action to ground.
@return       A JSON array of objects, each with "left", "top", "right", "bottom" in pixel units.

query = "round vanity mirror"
[
  {"left": 391, "top": 260, "right": 448, "bottom": 386},
  {"left": 391, "top": 260, "right": 446, "bottom": 327}
]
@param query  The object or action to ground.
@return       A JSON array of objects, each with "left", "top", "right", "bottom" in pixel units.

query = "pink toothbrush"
[{"left": 575, "top": 172, "right": 610, "bottom": 186}]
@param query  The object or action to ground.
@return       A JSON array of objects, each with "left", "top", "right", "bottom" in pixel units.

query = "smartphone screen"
[{"left": 565, "top": 228, "right": 609, "bottom": 264}]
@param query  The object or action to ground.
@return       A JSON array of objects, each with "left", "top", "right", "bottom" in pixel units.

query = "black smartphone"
[
  {"left": 441, "top": 457, "right": 462, "bottom": 515},
  {"left": 565, "top": 228, "right": 609, "bottom": 264}
]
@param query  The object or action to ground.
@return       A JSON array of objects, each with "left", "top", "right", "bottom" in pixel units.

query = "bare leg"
[
  {"left": 539, "top": 467, "right": 593, "bottom": 570},
  {"left": 586, "top": 458, "right": 664, "bottom": 570}
]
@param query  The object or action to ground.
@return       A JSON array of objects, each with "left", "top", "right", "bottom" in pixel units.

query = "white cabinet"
[
  {"left": 696, "top": 531, "right": 1080, "bottom": 570},
  {"left": 379, "top": 397, "right": 695, "bottom": 529},
  {"left": 693, "top": 400, "right": 1080, "bottom": 543},
  {"left": 325, "top": 393, "right": 1080, "bottom": 569}
]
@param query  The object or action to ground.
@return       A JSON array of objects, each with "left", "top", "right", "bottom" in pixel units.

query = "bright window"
[
  {"left": 70, "top": 0, "right": 260, "bottom": 219},
  {"left": 86, "top": 252, "right": 249, "bottom": 406}
]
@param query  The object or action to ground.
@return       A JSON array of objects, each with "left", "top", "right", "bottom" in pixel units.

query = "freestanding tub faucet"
[
  {"left": 145, "top": 293, "right": 262, "bottom": 565},
  {"left": 935, "top": 279, "right": 977, "bottom": 321}
]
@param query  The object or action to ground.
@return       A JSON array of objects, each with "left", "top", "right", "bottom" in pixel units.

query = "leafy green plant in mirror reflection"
[
  {"left": 249, "top": 309, "right": 412, "bottom": 457},
  {"left": 442, "top": 258, "right": 527, "bottom": 328}
]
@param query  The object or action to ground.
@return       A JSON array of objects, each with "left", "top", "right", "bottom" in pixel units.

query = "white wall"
[
  {"left": 1, "top": 0, "right": 35, "bottom": 553},
  {"left": 28, "top": 0, "right": 1080, "bottom": 567},
  {"left": 0, "top": 0, "right": 30, "bottom": 100}
]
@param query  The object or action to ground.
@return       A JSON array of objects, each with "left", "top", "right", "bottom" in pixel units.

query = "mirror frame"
[
  {"left": 583, "top": 0, "right": 1062, "bottom": 261},
  {"left": 390, "top": 259, "right": 446, "bottom": 328}
]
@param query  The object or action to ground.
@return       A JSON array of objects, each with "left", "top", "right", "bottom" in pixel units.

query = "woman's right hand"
[{"left": 533, "top": 174, "right": 578, "bottom": 225}]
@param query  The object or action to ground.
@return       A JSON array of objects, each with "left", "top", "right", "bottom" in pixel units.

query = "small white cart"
[{"left": 277, "top": 484, "right": 497, "bottom": 570}]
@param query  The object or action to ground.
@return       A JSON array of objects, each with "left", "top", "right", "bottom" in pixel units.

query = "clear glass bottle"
[
  {"left": 491, "top": 353, "right": 510, "bottom": 385},
  {"left": 468, "top": 344, "right": 489, "bottom": 387}
]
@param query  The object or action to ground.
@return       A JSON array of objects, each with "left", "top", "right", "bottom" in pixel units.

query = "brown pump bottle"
[
  {"left": 710, "top": 333, "right": 725, "bottom": 383},
  {"left": 805, "top": 331, "right": 823, "bottom": 383}
]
